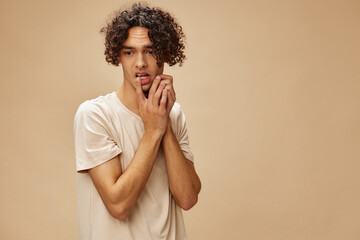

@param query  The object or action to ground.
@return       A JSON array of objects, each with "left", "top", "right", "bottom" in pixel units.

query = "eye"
[
  {"left": 123, "top": 51, "right": 133, "bottom": 55},
  {"left": 146, "top": 50, "right": 154, "bottom": 55}
]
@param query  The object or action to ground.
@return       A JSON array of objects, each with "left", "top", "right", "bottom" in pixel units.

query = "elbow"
[
  {"left": 113, "top": 211, "right": 130, "bottom": 221},
  {"left": 179, "top": 195, "right": 198, "bottom": 211},
  {"left": 108, "top": 203, "right": 132, "bottom": 221}
]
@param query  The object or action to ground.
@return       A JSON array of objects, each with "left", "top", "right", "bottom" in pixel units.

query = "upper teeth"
[{"left": 137, "top": 74, "right": 147, "bottom": 77}]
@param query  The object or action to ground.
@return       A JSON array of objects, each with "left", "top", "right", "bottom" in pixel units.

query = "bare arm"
[
  {"left": 162, "top": 122, "right": 201, "bottom": 210},
  {"left": 88, "top": 77, "right": 169, "bottom": 220},
  {"left": 157, "top": 74, "right": 201, "bottom": 210},
  {"left": 88, "top": 132, "right": 162, "bottom": 220}
]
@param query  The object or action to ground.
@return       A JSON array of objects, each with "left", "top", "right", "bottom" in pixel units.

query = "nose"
[{"left": 135, "top": 53, "right": 147, "bottom": 69}]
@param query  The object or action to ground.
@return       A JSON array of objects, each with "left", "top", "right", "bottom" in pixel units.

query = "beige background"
[{"left": 1, "top": 0, "right": 359, "bottom": 239}]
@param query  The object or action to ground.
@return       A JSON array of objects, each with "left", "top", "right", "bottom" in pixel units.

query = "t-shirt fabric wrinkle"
[{"left": 74, "top": 92, "right": 193, "bottom": 240}]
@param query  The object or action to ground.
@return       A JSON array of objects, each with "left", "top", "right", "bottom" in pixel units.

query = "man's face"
[{"left": 118, "top": 26, "right": 164, "bottom": 93}]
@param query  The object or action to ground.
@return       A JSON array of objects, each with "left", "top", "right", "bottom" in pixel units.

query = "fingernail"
[
  {"left": 156, "top": 76, "right": 160, "bottom": 80},
  {"left": 136, "top": 79, "right": 139, "bottom": 83}
]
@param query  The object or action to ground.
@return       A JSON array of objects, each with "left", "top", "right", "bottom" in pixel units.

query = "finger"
[
  {"left": 157, "top": 74, "right": 173, "bottom": 89},
  {"left": 166, "top": 89, "right": 174, "bottom": 112},
  {"left": 160, "top": 89, "right": 168, "bottom": 111},
  {"left": 164, "top": 84, "right": 176, "bottom": 102},
  {"left": 153, "top": 81, "right": 166, "bottom": 107},
  {"left": 135, "top": 78, "right": 146, "bottom": 105},
  {"left": 148, "top": 76, "right": 161, "bottom": 103},
  {"left": 157, "top": 74, "right": 176, "bottom": 103},
  {"left": 159, "top": 79, "right": 175, "bottom": 100},
  {"left": 157, "top": 74, "right": 173, "bottom": 82}
]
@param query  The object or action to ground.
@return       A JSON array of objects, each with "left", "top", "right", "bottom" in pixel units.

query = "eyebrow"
[{"left": 121, "top": 45, "right": 153, "bottom": 49}]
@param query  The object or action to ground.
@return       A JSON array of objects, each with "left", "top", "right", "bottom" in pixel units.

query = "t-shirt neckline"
[{"left": 111, "top": 91, "right": 142, "bottom": 121}]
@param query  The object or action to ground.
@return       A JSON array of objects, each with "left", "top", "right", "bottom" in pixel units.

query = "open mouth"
[
  {"left": 136, "top": 73, "right": 149, "bottom": 78},
  {"left": 136, "top": 73, "right": 151, "bottom": 85}
]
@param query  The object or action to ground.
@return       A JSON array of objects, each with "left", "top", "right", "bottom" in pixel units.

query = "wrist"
[
  {"left": 145, "top": 129, "right": 164, "bottom": 139},
  {"left": 163, "top": 120, "right": 174, "bottom": 139},
  {"left": 166, "top": 119, "right": 172, "bottom": 130},
  {"left": 164, "top": 117, "right": 171, "bottom": 131}
]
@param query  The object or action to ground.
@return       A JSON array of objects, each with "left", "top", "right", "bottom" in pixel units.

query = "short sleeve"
[
  {"left": 74, "top": 101, "right": 122, "bottom": 171},
  {"left": 170, "top": 103, "right": 194, "bottom": 162}
]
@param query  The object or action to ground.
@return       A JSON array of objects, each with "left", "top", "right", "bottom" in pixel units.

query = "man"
[{"left": 74, "top": 3, "right": 201, "bottom": 240}]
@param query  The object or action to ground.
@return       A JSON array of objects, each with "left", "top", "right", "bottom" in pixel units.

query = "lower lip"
[{"left": 138, "top": 76, "right": 151, "bottom": 85}]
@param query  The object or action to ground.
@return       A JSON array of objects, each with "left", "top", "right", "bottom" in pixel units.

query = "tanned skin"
[{"left": 87, "top": 27, "right": 201, "bottom": 220}]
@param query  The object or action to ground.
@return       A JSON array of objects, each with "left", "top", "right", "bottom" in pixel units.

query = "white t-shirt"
[{"left": 74, "top": 92, "right": 194, "bottom": 240}]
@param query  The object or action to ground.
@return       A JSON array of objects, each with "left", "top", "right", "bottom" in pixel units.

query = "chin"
[
  {"left": 142, "top": 87, "right": 151, "bottom": 98},
  {"left": 141, "top": 85, "right": 150, "bottom": 91},
  {"left": 141, "top": 81, "right": 152, "bottom": 91}
]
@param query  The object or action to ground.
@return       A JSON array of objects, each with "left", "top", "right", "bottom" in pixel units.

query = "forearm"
[
  {"left": 108, "top": 131, "right": 163, "bottom": 219},
  {"left": 90, "top": 78, "right": 171, "bottom": 220},
  {"left": 115, "top": 132, "right": 161, "bottom": 196},
  {"left": 162, "top": 123, "right": 201, "bottom": 210}
]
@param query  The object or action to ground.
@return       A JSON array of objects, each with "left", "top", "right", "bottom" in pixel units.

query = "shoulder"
[
  {"left": 75, "top": 93, "right": 115, "bottom": 119},
  {"left": 74, "top": 92, "right": 117, "bottom": 127}
]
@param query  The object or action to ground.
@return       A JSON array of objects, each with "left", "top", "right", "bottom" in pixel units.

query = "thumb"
[{"left": 135, "top": 78, "right": 146, "bottom": 105}]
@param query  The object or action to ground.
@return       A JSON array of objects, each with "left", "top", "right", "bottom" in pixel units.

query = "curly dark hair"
[{"left": 100, "top": 3, "right": 186, "bottom": 67}]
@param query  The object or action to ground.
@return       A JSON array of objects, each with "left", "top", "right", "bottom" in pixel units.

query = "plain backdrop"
[{"left": 1, "top": 0, "right": 359, "bottom": 239}]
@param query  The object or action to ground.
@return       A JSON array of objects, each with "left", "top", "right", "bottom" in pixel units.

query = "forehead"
[{"left": 123, "top": 26, "right": 152, "bottom": 47}]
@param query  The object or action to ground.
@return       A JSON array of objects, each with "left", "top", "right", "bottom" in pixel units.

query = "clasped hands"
[{"left": 136, "top": 74, "right": 176, "bottom": 136}]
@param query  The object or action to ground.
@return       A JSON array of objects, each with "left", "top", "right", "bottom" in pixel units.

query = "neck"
[{"left": 116, "top": 83, "right": 140, "bottom": 116}]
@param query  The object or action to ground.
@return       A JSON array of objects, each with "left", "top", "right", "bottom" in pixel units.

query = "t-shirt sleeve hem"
[
  {"left": 76, "top": 148, "right": 122, "bottom": 172},
  {"left": 183, "top": 150, "right": 194, "bottom": 163}
]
